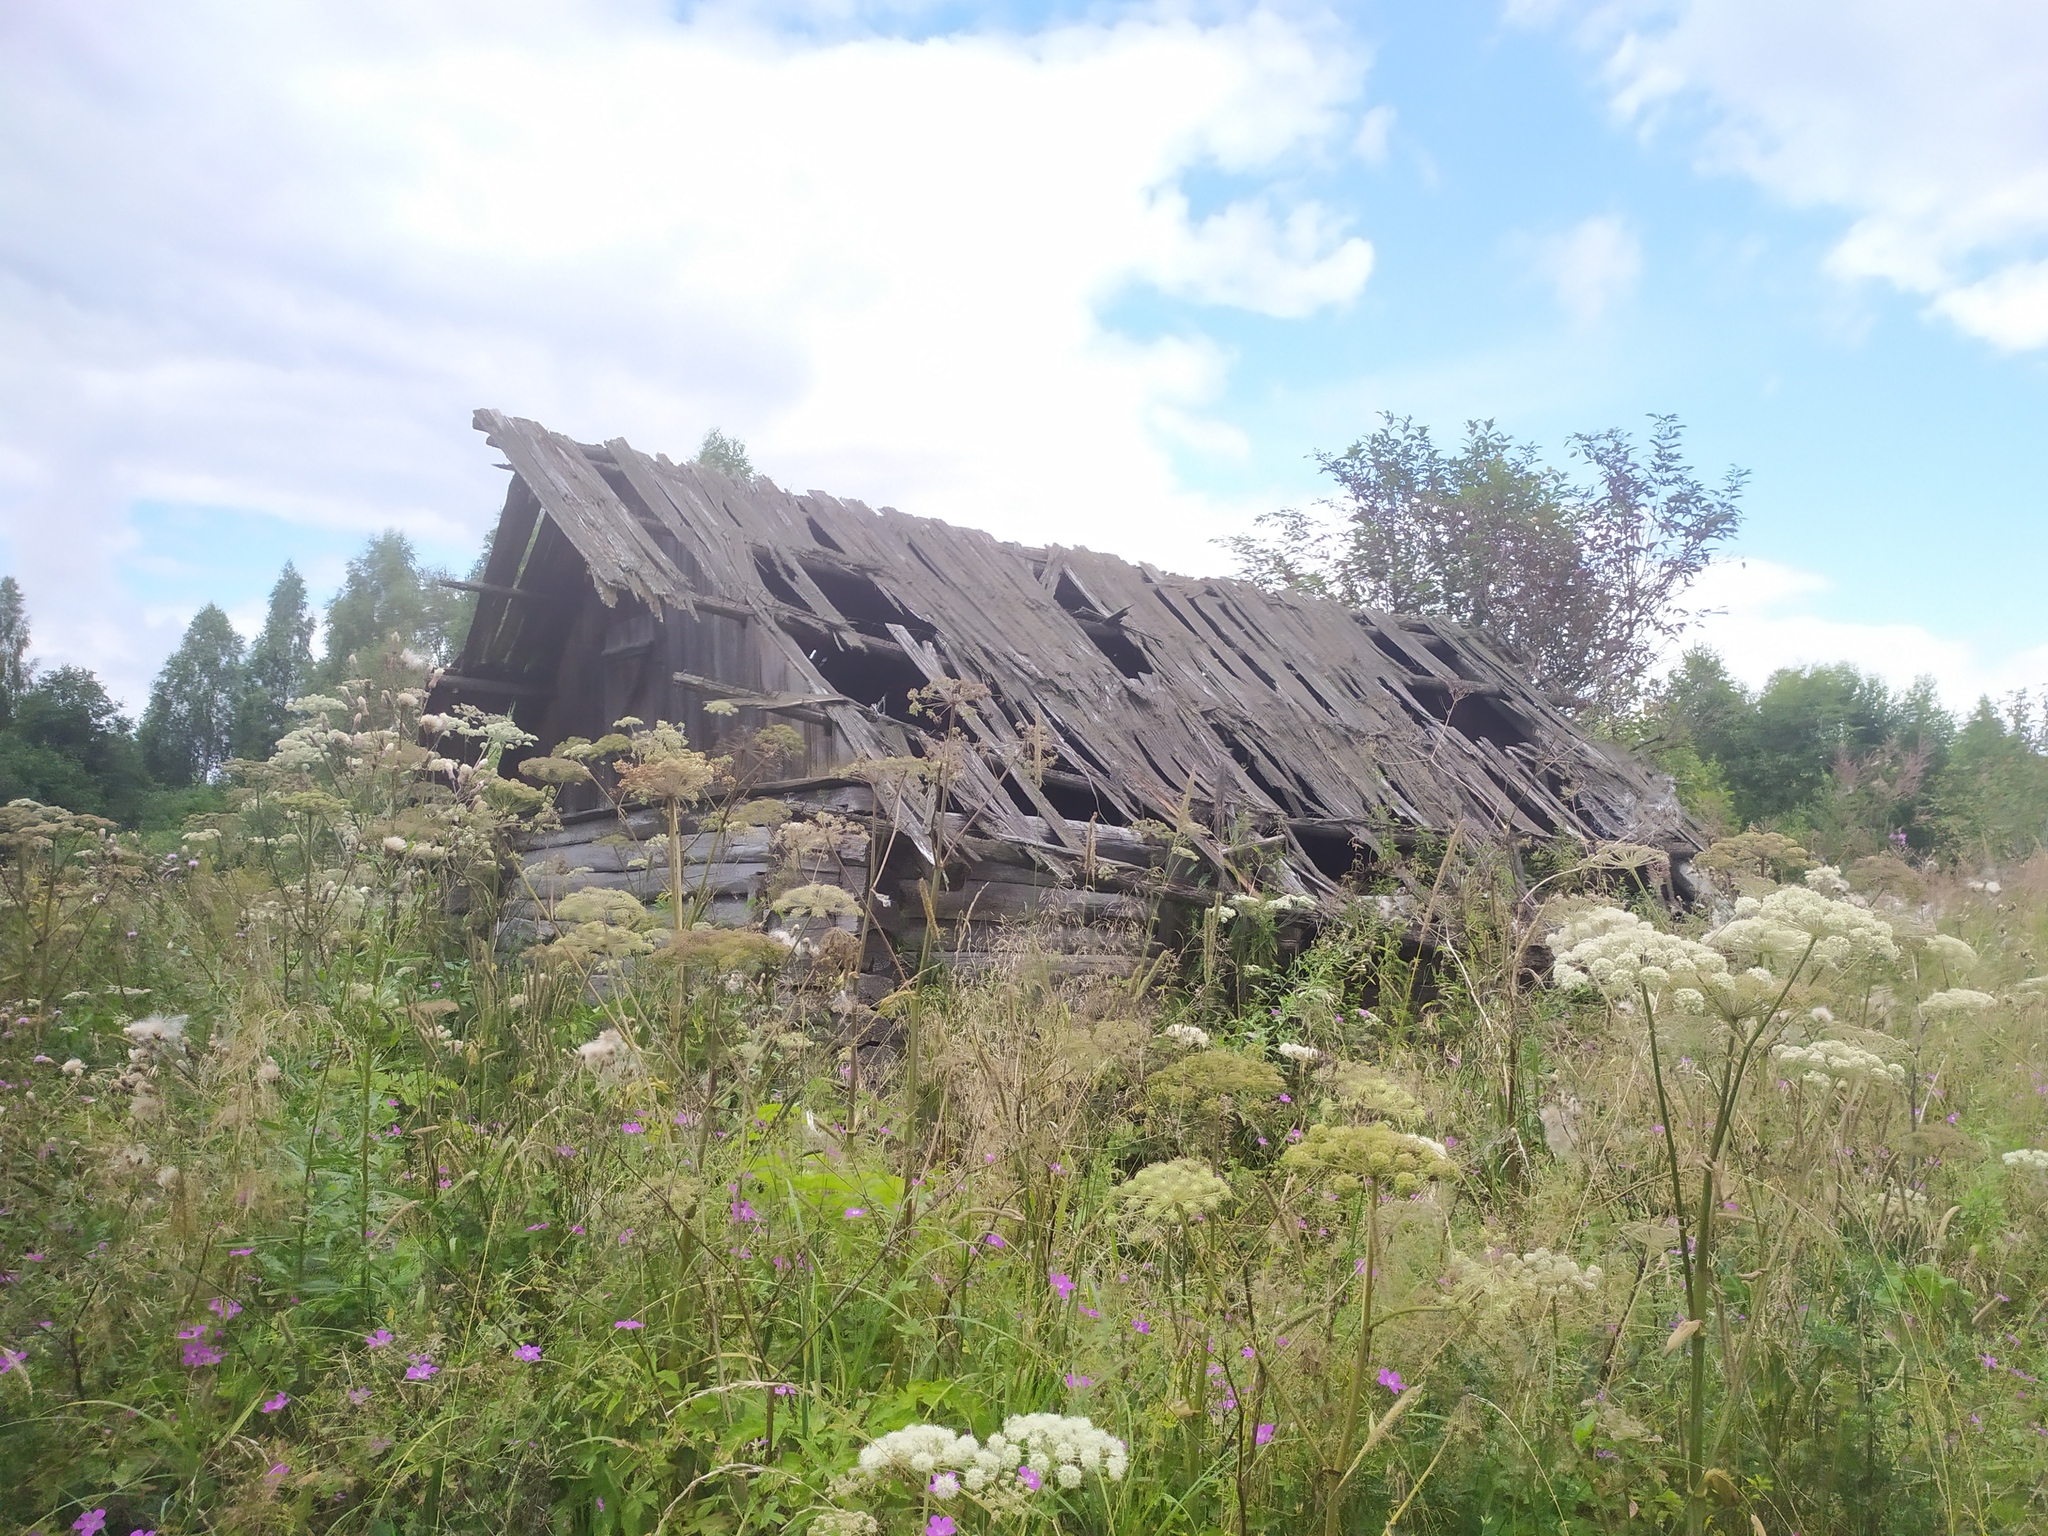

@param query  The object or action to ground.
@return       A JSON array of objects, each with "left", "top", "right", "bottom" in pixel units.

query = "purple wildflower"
[
  {"left": 404, "top": 1355, "right": 438, "bottom": 1380},
  {"left": 1017, "top": 1466, "right": 1042, "bottom": 1491},
  {"left": 365, "top": 1329, "right": 394, "bottom": 1348},
  {"left": 1377, "top": 1367, "right": 1405, "bottom": 1395},
  {"left": 74, "top": 1510, "right": 107, "bottom": 1535},
  {"left": 176, "top": 1324, "right": 208, "bottom": 1340},
  {"left": 514, "top": 1344, "right": 542, "bottom": 1363},
  {"left": 1255, "top": 1423, "right": 1276, "bottom": 1446},
  {"left": 260, "top": 1391, "right": 289, "bottom": 1412},
  {"left": 1049, "top": 1271, "right": 1075, "bottom": 1300},
  {"left": 182, "top": 1343, "right": 223, "bottom": 1367},
  {"left": 621, "top": 1121, "right": 643, "bottom": 1135},
  {"left": 613, "top": 1319, "right": 644, "bottom": 1330},
  {"left": 982, "top": 1233, "right": 1006, "bottom": 1249},
  {"left": 207, "top": 1297, "right": 241, "bottom": 1321}
]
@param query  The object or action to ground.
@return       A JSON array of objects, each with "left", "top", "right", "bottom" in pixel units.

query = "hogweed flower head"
[
  {"left": 1771, "top": 1039, "right": 1907, "bottom": 1088},
  {"left": 1907, "top": 932, "right": 1979, "bottom": 972},
  {"left": 1920, "top": 989, "right": 1996, "bottom": 1018},
  {"left": 1116, "top": 1158, "right": 1233, "bottom": 1233},
  {"left": 1160, "top": 1023, "right": 1209, "bottom": 1050},
  {"left": 1453, "top": 1246, "right": 1603, "bottom": 1307},
  {"left": 2002, "top": 1149, "right": 2048, "bottom": 1173},
  {"left": 1548, "top": 909, "right": 1729, "bottom": 1007},
  {"left": 1712, "top": 887, "right": 1898, "bottom": 974},
  {"left": 1326, "top": 1063, "right": 1421, "bottom": 1127},
  {"left": 1281, "top": 1122, "right": 1456, "bottom": 1196}
]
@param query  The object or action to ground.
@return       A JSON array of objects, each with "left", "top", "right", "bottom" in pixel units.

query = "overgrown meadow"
[{"left": 5, "top": 686, "right": 2048, "bottom": 1536}]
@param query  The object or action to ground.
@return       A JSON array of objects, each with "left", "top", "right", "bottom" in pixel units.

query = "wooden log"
[
  {"left": 925, "top": 884, "right": 1147, "bottom": 922},
  {"left": 520, "top": 864, "right": 773, "bottom": 901}
]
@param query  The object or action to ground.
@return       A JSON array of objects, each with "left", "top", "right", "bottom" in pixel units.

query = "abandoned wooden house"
[{"left": 426, "top": 409, "right": 1699, "bottom": 989}]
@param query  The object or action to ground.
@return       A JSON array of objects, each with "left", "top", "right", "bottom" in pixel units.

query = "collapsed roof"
[{"left": 430, "top": 409, "right": 1697, "bottom": 893}]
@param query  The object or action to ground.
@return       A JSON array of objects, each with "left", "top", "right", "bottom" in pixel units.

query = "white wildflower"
[
  {"left": 59, "top": 1057, "right": 85, "bottom": 1077},
  {"left": 1770, "top": 1039, "right": 1906, "bottom": 1088},
  {"left": 1547, "top": 907, "right": 1729, "bottom": 1006},
  {"left": 1277, "top": 1041, "right": 1321, "bottom": 1063},
  {"left": 123, "top": 1014, "right": 188, "bottom": 1066},
  {"left": 573, "top": 1027, "right": 640, "bottom": 1088},
  {"left": 1160, "top": 1023, "right": 1210, "bottom": 1050},
  {"left": 1803, "top": 864, "right": 1851, "bottom": 896},
  {"left": 2002, "top": 1149, "right": 2048, "bottom": 1174},
  {"left": 1000, "top": 1413, "right": 1128, "bottom": 1485},
  {"left": 1920, "top": 989, "right": 1996, "bottom": 1017},
  {"left": 1711, "top": 887, "right": 1898, "bottom": 973},
  {"left": 853, "top": 1424, "right": 981, "bottom": 1481},
  {"left": 1457, "top": 1247, "right": 1602, "bottom": 1306},
  {"left": 156, "top": 1164, "right": 182, "bottom": 1190}
]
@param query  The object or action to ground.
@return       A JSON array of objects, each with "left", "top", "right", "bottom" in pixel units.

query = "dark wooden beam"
[
  {"left": 434, "top": 579, "right": 564, "bottom": 603},
  {"left": 436, "top": 672, "right": 551, "bottom": 698}
]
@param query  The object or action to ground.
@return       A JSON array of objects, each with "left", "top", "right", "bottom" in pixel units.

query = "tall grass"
[{"left": 3, "top": 694, "right": 2047, "bottom": 1534}]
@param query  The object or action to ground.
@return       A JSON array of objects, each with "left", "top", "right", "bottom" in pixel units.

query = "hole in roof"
[
  {"left": 800, "top": 637, "right": 930, "bottom": 719},
  {"left": 752, "top": 553, "right": 808, "bottom": 610},
  {"left": 1035, "top": 773, "right": 1129, "bottom": 826},
  {"left": 805, "top": 516, "right": 845, "bottom": 552},
  {"left": 1292, "top": 823, "right": 1370, "bottom": 885},
  {"left": 1052, "top": 571, "right": 1099, "bottom": 617},
  {"left": 1208, "top": 721, "right": 1301, "bottom": 813},
  {"left": 1442, "top": 694, "right": 1531, "bottom": 753},
  {"left": 797, "top": 558, "right": 922, "bottom": 633}
]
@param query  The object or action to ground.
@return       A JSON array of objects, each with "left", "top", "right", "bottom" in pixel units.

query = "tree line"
[
  {"left": 0, "top": 430, "right": 753, "bottom": 828},
  {"left": 0, "top": 532, "right": 470, "bottom": 827}
]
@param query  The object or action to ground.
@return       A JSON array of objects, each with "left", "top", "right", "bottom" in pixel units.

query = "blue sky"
[{"left": 2, "top": 0, "right": 2045, "bottom": 713}]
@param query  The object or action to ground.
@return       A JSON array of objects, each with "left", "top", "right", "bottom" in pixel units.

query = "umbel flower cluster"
[
  {"left": 1771, "top": 1038, "right": 1907, "bottom": 1089},
  {"left": 1550, "top": 885, "right": 1900, "bottom": 1015},
  {"left": 1281, "top": 1123, "right": 1456, "bottom": 1196},
  {"left": 1454, "top": 1247, "right": 1603, "bottom": 1305},
  {"left": 1116, "top": 1158, "right": 1234, "bottom": 1231},
  {"left": 1920, "top": 988, "right": 1997, "bottom": 1017},
  {"left": 1546, "top": 909, "right": 1729, "bottom": 1008},
  {"left": 1327, "top": 1063, "right": 1422, "bottom": 1127},
  {"left": 847, "top": 1414, "right": 1128, "bottom": 1499},
  {"left": 1711, "top": 886, "right": 1900, "bottom": 972},
  {"left": 2002, "top": 1149, "right": 2048, "bottom": 1173}
]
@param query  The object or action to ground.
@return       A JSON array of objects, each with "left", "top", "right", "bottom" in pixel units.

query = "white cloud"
[
  {"left": 1675, "top": 557, "right": 2048, "bottom": 710},
  {"left": 0, "top": 2, "right": 1373, "bottom": 707},
  {"left": 1528, "top": 214, "right": 1641, "bottom": 323},
  {"left": 1353, "top": 104, "right": 1396, "bottom": 166},
  {"left": 1553, "top": 0, "right": 2048, "bottom": 349}
]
